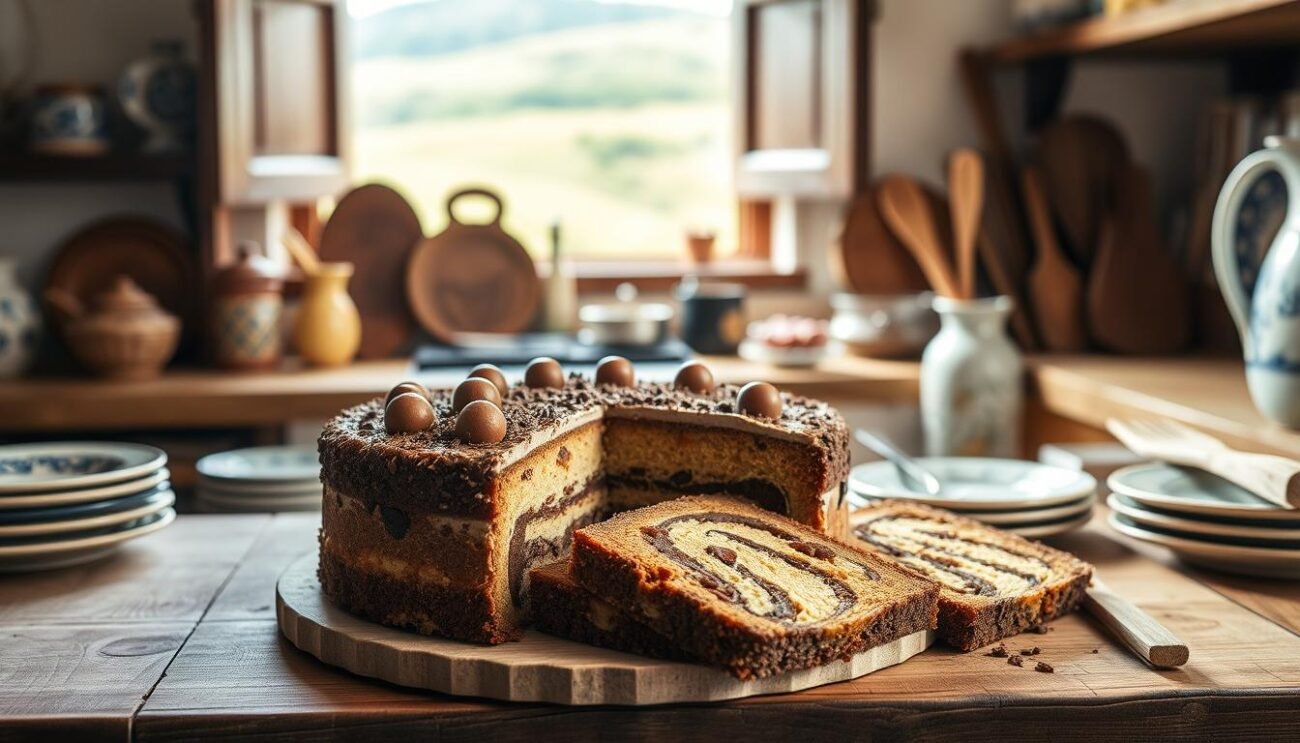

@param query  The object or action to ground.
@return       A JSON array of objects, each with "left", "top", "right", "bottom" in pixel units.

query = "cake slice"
[
  {"left": 570, "top": 495, "right": 939, "bottom": 679},
  {"left": 850, "top": 501, "right": 1093, "bottom": 651},
  {"left": 529, "top": 560, "right": 691, "bottom": 661}
]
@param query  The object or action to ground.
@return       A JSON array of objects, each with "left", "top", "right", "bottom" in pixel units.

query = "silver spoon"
[{"left": 854, "top": 429, "right": 943, "bottom": 496}]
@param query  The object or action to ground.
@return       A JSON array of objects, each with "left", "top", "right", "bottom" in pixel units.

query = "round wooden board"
[
  {"left": 319, "top": 183, "right": 423, "bottom": 358},
  {"left": 277, "top": 552, "right": 933, "bottom": 706}
]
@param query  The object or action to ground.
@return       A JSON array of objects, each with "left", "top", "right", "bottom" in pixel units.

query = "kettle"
[{"left": 1213, "top": 135, "right": 1300, "bottom": 427}]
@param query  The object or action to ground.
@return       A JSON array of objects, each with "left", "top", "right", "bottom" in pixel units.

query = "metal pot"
[{"left": 578, "top": 300, "right": 674, "bottom": 346}]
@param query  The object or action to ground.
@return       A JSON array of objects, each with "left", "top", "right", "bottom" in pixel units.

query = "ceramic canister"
[
  {"left": 30, "top": 84, "right": 109, "bottom": 156},
  {"left": 920, "top": 295, "right": 1022, "bottom": 457},
  {"left": 210, "top": 242, "right": 284, "bottom": 371},
  {"left": 0, "top": 259, "right": 40, "bottom": 378},
  {"left": 676, "top": 279, "right": 746, "bottom": 355}
]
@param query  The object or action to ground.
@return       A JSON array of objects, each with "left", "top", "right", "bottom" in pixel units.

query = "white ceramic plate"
[
  {"left": 0, "top": 442, "right": 166, "bottom": 494},
  {"left": 0, "top": 508, "right": 175, "bottom": 572},
  {"left": 197, "top": 446, "right": 320, "bottom": 484},
  {"left": 1108, "top": 512, "right": 1300, "bottom": 579},
  {"left": 0, "top": 468, "right": 169, "bottom": 510},
  {"left": 849, "top": 458, "right": 1096, "bottom": 510},
  {"left": 738, "top": 339, "right": 838, "bottom": 369},
  {"left": 1108, "top": 494, "right": 1300, "bottom": 542},
  {"left": 198, "top": 476, "right": 322, "bottom": 497},
  {"left": 0, "top": 490, "right": 175, "bottom": 538},
  {"left": 197, "top": 489, "right": 321, "bottom": 513},
  {"left": 962, "top": 493, "right": 1094, "bottom": 525},
  {"left": 1108, "top": 463, "right": 1300, "bottom": 523},
  {"left": 1006, "top": 510, "right": 1093, "bottom": 539}
]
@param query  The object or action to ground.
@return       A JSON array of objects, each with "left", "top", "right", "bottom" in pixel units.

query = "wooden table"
[{"left": 3, "top": 513, "right": 1298, "bottom": 741}]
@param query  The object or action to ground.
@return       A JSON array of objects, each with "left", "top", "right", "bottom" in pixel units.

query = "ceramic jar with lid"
[
  {"left": 45, "top": 275, "right": 180, "bottom": 380},
  {"left": 210, "top": 241, "right": 284, "bottom": 371}
]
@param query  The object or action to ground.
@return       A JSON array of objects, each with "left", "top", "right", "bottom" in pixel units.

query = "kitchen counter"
[
  {"left": 2, "top": 511, "right": 1297, "bottom": 740},
  {"left": 3, "top": 353, "right": 1296, "bottom": 459}
]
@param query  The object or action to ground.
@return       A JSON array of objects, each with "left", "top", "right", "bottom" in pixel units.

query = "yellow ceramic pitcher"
[{"left": 294, "top": 262, "right": 361, "bottom": 367}]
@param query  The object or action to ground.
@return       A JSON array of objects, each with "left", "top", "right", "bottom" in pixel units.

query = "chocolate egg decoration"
[
  {"left": 594, "top": 355, "right": 634, "bottom": 387},
  {"left": 673, "top": 361, "right": 715, "bottom": 394},
  {"left": 737, "top": 381, "right": 782, "bottom": 419},
  {"left": 385, "top": 392, "right": 436, "bottom": 434},
  {"left": 524, "top": 356, "right": 565, "bottom": 389},
  {"left": 456, "top": 399, "right": 507, "bottom": 444},
  {"left": 453, "top": 377, "right": 503, "bottom": 412},
  {"left": 385, "top": 380, "right": 429, "bottom": 406},
  {"left": 467, "top": 363, "right": 509, "bottom": 397}
]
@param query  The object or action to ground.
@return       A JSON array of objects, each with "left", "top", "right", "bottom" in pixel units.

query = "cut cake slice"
[
  {"left": 570, "top": 495, "right": 939, "bottom": 679},
  {"left": 850, "top": 500, "right": 1093, "bottom": 651}
]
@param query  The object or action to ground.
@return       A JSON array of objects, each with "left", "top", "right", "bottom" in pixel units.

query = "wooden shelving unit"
[
  {"left": 990, "top": 0, "right": 1300, "bottom": 63},
  {"left": 0, "top": 152, "right": 194, "bottom": 182}
]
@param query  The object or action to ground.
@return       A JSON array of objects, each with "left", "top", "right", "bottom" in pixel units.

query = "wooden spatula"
[
  {"left": 1023, "top": 165, "right": 1087, "bottom": 352},
  {"left": 948, "top": 149, "right": 984, "bottom": 300},
  {"left": 877, "top": 175, "right": 961, "bottom": 298},
  {"left": 1107, "top": 418, "right": 1300, "bottom": 508},
  {"left": 1037, "top": 115, "right": 1130, "bottom": 265},
  {"left": 1087, "top": 164, "right": 1190, "bottom": 354},
  {"left": 1085, "top": 576, "right": 1189, "bottom": 668}
]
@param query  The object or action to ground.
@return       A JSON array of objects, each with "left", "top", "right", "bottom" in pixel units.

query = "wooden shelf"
[
  {"left": 989, "top": 0, "right": 1300, "bottom": 63},
  {"left": 0, "top": 152, "right": 193, "bottom": 182}
]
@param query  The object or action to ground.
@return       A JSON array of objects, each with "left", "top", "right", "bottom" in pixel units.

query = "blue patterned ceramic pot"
[
  {"left": 30, "top": 84, "right": 109, "bottom": 155},
  {"left": 0, "top": 259, "right": 40, "bottom": 378}
]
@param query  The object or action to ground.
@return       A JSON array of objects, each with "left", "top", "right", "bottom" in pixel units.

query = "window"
[{"left": 347, "top": 0, "right": 738, "bottom": 261}]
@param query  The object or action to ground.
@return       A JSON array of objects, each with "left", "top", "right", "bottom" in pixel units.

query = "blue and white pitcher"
[{"left": 1213, "top": 135, "right": 1300, "bottom": 427}]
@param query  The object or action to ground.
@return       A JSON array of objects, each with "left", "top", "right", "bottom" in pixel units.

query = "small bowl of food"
[{"left": 739, "top": 314, "right": 835, "bottom": 368}]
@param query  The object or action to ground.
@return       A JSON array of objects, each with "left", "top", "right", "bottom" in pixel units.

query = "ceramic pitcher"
[
  {"left": 1213, "top": 135, "right": 1300, "bottom": 427},
  {"left": 920, "top": 296, "right": 1022, "bottom": 457}
]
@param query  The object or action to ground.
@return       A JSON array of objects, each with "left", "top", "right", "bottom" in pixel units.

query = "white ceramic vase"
[
  {"left": 920, "top": 296, "right": 1022, "bottom": 457},
  {"left": 0, "top": 258, "right": 40, "bottom": 378}
]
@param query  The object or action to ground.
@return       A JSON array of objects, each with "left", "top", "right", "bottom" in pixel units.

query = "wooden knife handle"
[
  {"left": 1085, "top": 582, "right": 1188, "bottom": 668},
  {"left": 1207, "top": 451, "right": 1300, "bottom": 509}
]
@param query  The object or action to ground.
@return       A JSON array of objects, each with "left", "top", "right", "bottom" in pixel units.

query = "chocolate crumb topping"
[{"left": 1008, "top": 655, "right": 1023, "bottom": 667}]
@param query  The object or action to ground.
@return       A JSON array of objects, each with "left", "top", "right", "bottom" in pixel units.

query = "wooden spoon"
[
  {"left": 282, "top": 228, "right": 321, "bottom": 276},
  {"left": 948, "top": 149, "right": 984, "bottom": 300},
  {"left": 1037, "top": 115, "right": 1130, "bottom": 265},
  {"left": 1023, "top": 165, "right": 1087, "bottom": 352},
  {"left": 832, "top": 185, "right": 929, "bottom": 295},
  {"left": 876, "top": 175, "right": 961, "bottom": 298},
  {"left": 1087, "top": 163, "right": 1190, "bottom": 354}
]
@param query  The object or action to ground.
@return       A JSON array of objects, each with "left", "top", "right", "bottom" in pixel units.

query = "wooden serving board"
[{"left": 276, "top": 552, "right": 932, "bottom": 706}]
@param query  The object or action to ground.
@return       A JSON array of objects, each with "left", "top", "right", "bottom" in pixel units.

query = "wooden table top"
[{"left": 3, "top": 512, "right": 1297, "bottom": 741}]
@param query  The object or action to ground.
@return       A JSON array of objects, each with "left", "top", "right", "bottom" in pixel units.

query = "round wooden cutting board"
[
  {"left": 276, "top": 552, "right": 932, "bottom": 706},
  {"left": 319, "top": 183, "right": 424, "bottom": 358},
  {"left": 406, "top": 188, "right": 540, "bottom": 342}
]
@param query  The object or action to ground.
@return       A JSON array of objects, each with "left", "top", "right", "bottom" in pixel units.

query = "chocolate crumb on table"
[
  {"left": 1091, "top": 648, "right": 1099, "bottom": 654},
  {"left": 1008, "top": 655, "right": 1024, "bottom": 667},
  {"left": 1035, "top": 662, "right": 1054, "bottom": 673},
  {"left": 986, "top": 644, "right": 1009, "bottom": 658},
  {"left": 1027, "top": 624, "right": 1053, "bottom": 635}
]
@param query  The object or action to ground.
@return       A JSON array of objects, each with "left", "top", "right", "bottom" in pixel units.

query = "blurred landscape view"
[{"left": 349, "top": 0, "right": 735, "bottom": 260}]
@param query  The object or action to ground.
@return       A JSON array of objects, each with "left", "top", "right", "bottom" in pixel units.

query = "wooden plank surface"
[
  {"left": 205, "top": 514, "right": 318, "bottom": 623},
  {"left": 129, "top": 512, "right": 1300, "bottom": 740}
]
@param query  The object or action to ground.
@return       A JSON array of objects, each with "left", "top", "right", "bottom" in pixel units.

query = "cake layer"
[
  {"left": 850, "top": 501, "right": 1092, "bottom": 650},
  {"left": 529, "top": 560, "right": 690, "bottom": 661},
  {"left": 571, "top": 495, "right": 939, "bottom": 679}
]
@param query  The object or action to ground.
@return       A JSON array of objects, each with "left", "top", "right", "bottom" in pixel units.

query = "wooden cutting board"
[
  {"left": 1087, "top": 164, "right": 1190, "bottom": 354},
  {"left": 406, "top": 188, "right": 540, "bottom": 342},
  {"left": 319, "top": 183, "right": 424, "bottom": 358},
  {"left": 833, "top": 183, "right": 929, "bottom": 294},
  {"left": 1037, "top": 115, "right": 1130, "bottom": 266},
  {"left": 276, "top": 552, "right": 932, "bottom": 706}
]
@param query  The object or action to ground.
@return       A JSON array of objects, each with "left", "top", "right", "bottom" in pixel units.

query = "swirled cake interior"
[
  {"left": 851, "top": 501, "right": 1092, "bottom": 650},
  {"left": 318, "top": 376, "right": 850, "bottom": 645}
]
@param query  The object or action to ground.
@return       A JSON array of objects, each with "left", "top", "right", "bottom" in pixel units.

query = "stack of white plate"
[
  {"left": 196, "top": 446, "right": 322, "bottom": 513},
  {"left": 849, "top": 457, "right": 1097, "bottom": 538},
  {"left": 1107, "top": 463, "right": 1300, "bottom": 579},
  {"left": 0, "top": 442, "right": 175, "bottom": 572}
]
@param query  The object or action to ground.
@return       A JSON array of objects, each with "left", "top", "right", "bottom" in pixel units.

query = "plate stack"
[
  {"left": 196, "top": 446, "right": 322, "bottom": 513},
  {"left": 0, "top": 442, "right": 175, "bottom": 572},
  {"left": 1108, "top": 463, "right": 1300, "bottom": 579},
  {"left": 849, "top": 457, "right": 1097, "bottom": 538}
]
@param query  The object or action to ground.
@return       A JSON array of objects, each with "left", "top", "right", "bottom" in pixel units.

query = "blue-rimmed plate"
[
  {"left": 0, "top": 484, "right": 172, "bottom": 526},
  {"left": 1108, "top": 463, "right": 1300, "bottom": 522},
  {"left": 0, "top": 468, "right": 169, "bottom": 510},
  {"left": 0, "top": 442, "right": 166, "bottom": 494},
  {"left": 197, "top": 446, "right": 319, "bottom": 484},
  {"left": 0, "top": 489, "right": 175, "bottom": 538},
  {"left": 849, "top": 457, "right": 1096, "bottom": 510},
  {"left": 0, "top": 508, "right": 175, "bottom": 572}
]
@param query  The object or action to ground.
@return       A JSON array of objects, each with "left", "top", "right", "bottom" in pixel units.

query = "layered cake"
[
  {"left": 319, "top": 359, "right": 850, "bottom": 644},
  {"left": 568, "top": 495, "right": 940, "bottom": 679},
  {"left": 850, "top": 501, "right": 1092, "bottom": 650}
]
